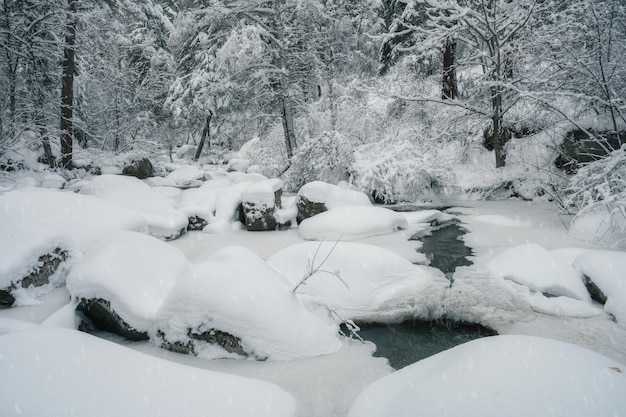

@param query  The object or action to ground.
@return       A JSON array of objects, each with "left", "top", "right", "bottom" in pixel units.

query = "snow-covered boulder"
[
  {"left": 296, "top": 181, "right": 371, "bottom": 223},
  {"left": 0, "top": 221, "right": 77, "bottom": 308},
  {"left": 268, "top": 241, "right": 448, "bottom": 322},
  {"left": 164, "top": 165, "right": 206, "bottom": 188},
  {"left": 241, "top": 179, "right": 284, "bottom": 231},
  {"left": 154, "top": 246, "right": 342, "bottom": 360},
  {"left": 298, "top": 206, "right": 409, "bottom": 241},
  {"left": 348, "top": 335, "right": 626, "bottom": 417},
  {"left": 79, "top": 174, "right": 188, "bottom": 240},
  {"left": 574, "top": 250, "right": 626, "bottom": 327},
  {"left": 67, "top": 231, "right": 191, "bottom": 339},
  {"left": 0, "top": 327, "right": 296, "bottom": 417},
  {"left": 489, "top": 243, "right": 591, "bottom": 302},
  {"left": 0, "top": 189, "right": 148, "bottom": 249},
  {"left": 227, "top": 158, "right": 251, "bottom": 173},
  {"left": 122, "top": 157, "right": 153, "bottom": 179}
]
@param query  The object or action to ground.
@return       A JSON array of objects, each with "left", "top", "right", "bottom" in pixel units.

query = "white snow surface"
[
  {"left": 0, "top": 189, "right": 148, "bottom": 249},
  {"left": 489, "top": 243, "right": 592, "bottom": 301},
  {"left": 268, "top": 241, "right": 448, "bottom": 322},
  {"left": 241, "top": 178, "right": 283, "bottom": 206},
  {"left": 297, "top": 181, "right": 371, "bottom": 208},
  {"left": 299, "top": 206, "right": 409, "bottom": 241},
  {"left": 155, "top": 246, "right": 342, "bottom": 360},
  {"left": 348, "top": 335, "right": 626, "bottom": 417},
  {"left": 164, "top": 165, "right": 205, "bottom": 187},
  {"left": 0, "top": 220, "right": 76, "bottom": 289},
  {"left": 79, "top": 174, "right": 188, "bottom": 240},
  {"left": 574, "top": 250, "right": 626, "bottom": 327},
  {"left": 0, "top": 327, "right": 296, "bottom": 417},
  {"left": 66, "top": 231, "right": 191, "bottom": 332}
]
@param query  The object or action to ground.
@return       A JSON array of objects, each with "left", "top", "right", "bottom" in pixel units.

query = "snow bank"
[
  {"left": 298, "top": 206, "right": 409, "bottom": 241},
  {"left": 203, "top": 177, "right": 267, "bottom": 233},
  {"left": 297, "top": 181, "right": 371, "bottom": 208},
  {"left": 348, "top": 335, "right": 626, "bottom": 417},
  {"left": 155, "top": 246, "right": 342, "bottom": 360},
  {"left": 0, "top": 221, "right": 76, "bottom": 290},
  {"left": 66, "top": 231, "right": 191, "bottom": 332},
  {"left": 268, "top": 241, "right": 448, "bottom": 322},
  {"left": 489, "top": 243, "right": 591, "bottom": 301},
  {"left": 0, "top": 327, "right": 296, "bottom": 417},
  {"left": 0, "top": 189, "right": 148, "bottom": 249},
  {"left": 79, "top": 174, "right": 188, "bottom": 240},
  {"left": 574, "top": 250, "right": 626, "bottom": 327}
]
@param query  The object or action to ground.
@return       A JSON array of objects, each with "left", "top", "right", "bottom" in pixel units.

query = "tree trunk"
[
  {"left": 280, "top": 91, "right": 296, "bottom": 159},
  {"left": 442, "top": 39, "right": 458, "bottom": 100},
  {"left": 60, "top": 0, "right": 77, "bottom": 169},
  {"left": 491, "top": 86, "right": 505, "bottom": 168},
  {"left": 194, "top": 111, "right": 213, "bottom": 161}
]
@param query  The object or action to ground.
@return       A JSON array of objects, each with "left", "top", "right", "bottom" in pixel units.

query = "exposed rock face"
[
  {"left": 187, "top": 215, "right": 208, "bottom": 231},
  {"left": 296, "top": 196, "right": 327, "bottom": 224},
  {"left": 122, "top": 158, "right": 153, "bottom": 179},
  {"left": 242, "top": 201, "right": 278, "bottom": 231},
  {"left": 555, "top": 129, "right": 625, "bottom": 173},
  {"left": 241, "top": 180, "right": 284, "bottom": 231},
  {"left": 583, "top": 275, "right": 608, "bottom": 305},
  {"left": 157, "top": 328, "right": 246, "bottom": 357},
  {"left": 0, "top": 248, "right": 68, "bottom": 309},
  {"left": 76, "top": 298, "right": 148, "bottom": 341}
]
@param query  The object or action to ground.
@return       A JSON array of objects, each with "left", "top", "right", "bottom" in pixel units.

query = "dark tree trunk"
[
  {"left": 491, "top": 86, "right": 505, "bottom": 168},
  {"left": 194, "top": 111, "right": 213, "bottom": 161},
  {"left": 442, "top": 39, "right": 458, "bottom": 100},
  {"left": 60, "top": 0, "right": 77, "bottom": 169}
]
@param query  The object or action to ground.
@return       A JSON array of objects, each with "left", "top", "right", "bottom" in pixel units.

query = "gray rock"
[
  {"left": 296, "top": 195, "right": 327, "bottom": 224},
  {"left": 156, "top": 328, "right": 246, "bottom": 357},
  {"left": 555, "top": 129, "right": 625, "bottom": 174},
  {"left": 76, "top": 298, "right": 148, "bottom": 341},
  {"left": 187, "top": 215, "right": 208, "bottom": 231},
  {"left": 583, "top": 274, "right": 608, "bottom": 305},
  {"left": 122, "top": 158, "right": 153, "bottom": 179}
]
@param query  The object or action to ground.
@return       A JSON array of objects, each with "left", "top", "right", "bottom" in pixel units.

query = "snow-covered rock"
[
  {"left": 241, "top": 179, "right": 283, "bottom": 231},
  {"left": 0, "top": 327, "right": 296, "bottom": 417},
  {"left": 0, "top": 221, "right": 77, "bottom": 307},
  {"left": 489, "top": 243, "right": 591, "bottom": 302},
  {"left": 66, "top": 231, "right": 191, "bottom": 336},
  {"left": 574, "top": 250, "right": 626, "bottom": 327},
  {"left": 296, "top": 181, "right": 371, "bottom": 222},
  {"left": 0, "top": 189, "right": 148, "bottom": 249},
  {"left": 79, "top": 174, "right": 188, "bottom": 240},
  {"left": 154, "top": 246, "right": 342, "bottom": 360},
  {"left": 268, "top": 241, "right": 448, "bottom": 322},
  {"left": 121, "top": 157, "right": 153, "bottom": 179},
  {"left": 348, "top": 335, "right": 626, "bottom": 417},
  {"left": 164, "top": 165, "right": 206, "bottom": 188},
  {"left": 203, "top": 177, "right": 267, "bottom": 233},
  {"left": 227, "top": 158, "right": 251, "bottom": 173},
  {"left": 298, "top": 206, "right": 409, "bottom": 241}
]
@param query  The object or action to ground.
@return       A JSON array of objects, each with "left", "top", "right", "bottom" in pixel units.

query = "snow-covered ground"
[{"left": 1, "top": 167, "right": 625, "bottom": 417}]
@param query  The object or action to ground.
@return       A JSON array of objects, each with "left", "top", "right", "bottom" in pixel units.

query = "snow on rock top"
[
  {"left": 0, "top": 189, "right": 148, "bottom": 250},
  {"left": 297, "top": 181, "right": 371, "bottom": 207},
  {"left": 0, "top": 221, "right": 76, "bottom": 289},
  {"left": 66, "top": 231, "right": 191, "bottom": 332},
  {"left": 574, "top": 250, "right": 626, "bottom": 327},
  {"left": 79, "top": 174, "right": 188, "bottom": 240},
  {"left": 164, "top": 165, "right": 206, "bottom": 187},
  {"left": 489, "top": 243, "right": 591, "bottom": 302},
  {"left": 154, "top": 246, "right": 342, "bottom": 360},
  {"left": 268, "top": 241, "right": 448, "bottom": 322},
  {"left": 0, "top": 327, "right": 296, "bottom": 417},
  {"left": 241, "top": 179, "right": 283, "bottom": 206},
  {"left": 298, "top": 206, "right": 409, "bottom": 241},
  {"left": 348, "top": 335, "right": 626, "bottom": 417}
]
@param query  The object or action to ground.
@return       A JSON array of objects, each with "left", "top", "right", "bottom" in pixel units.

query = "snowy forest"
[{"left": 1, "top": 1, "right": 626, "bottom": 416}]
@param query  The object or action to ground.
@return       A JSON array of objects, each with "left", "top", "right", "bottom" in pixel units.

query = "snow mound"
[
  {"left": 574, "top": 250, "right": 626, "bottom": 327},
  {"left": 66, "top": 231, "right": 191, "bottom": 332},
  {"left": 473, "top": 214, "right": 529, "bottom": 228},
  {"left": 164, "top": 165, "right": 206, "bottom": 187},
  {"left": 154, "top": 246, "right": 342, "bottom": 360},
  {"left": 268, "top": 241, "right": 448, "bottom": 322},
  {"left": 0, "top": 327, "right": 296, "bottom": 417},
  {"left": 0, "top": 189, "right": 148, "bottom": 249},
  {"left": 528, "top": 293, "right": 604, "bottom": 318},
  {"left": 348, "top": 335, "right": 626, "bottom": 417},
  {"left": 489, "top": 243, "right": 591, "bottom": 302},
  {"left": 79, "top": 174, "right": 188, "bottom": 240},
  {"left": 0, "top": 221, "right": 76, "bottom": 291},
  {"left": 297, "top": 181, "right": 371, "bottom": 208},
  {"left": 203, "top": 177, "right": 267, "bottom": 233},
  {"left": 299, "top": 206, "right": 409, "bottom": 241}
]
